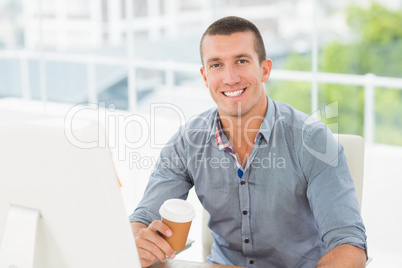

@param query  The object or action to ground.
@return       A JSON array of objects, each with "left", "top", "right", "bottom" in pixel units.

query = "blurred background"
[{"left": 0, "top": 0, "right": 401, "bottom": 266}]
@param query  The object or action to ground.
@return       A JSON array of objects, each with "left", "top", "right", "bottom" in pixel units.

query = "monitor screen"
[{"left": 0, "top": 113, "right": 141, "bottom": 268}]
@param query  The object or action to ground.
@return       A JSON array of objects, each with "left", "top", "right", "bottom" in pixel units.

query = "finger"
[
  {"left": 137, "top": 247, "right": 157, "bottom": 262},
  {"left": 138, "top": 227, "right": 175, "bottom": 259},
  {"left": 136, "top": 238, "right": 168, "bottom": 263},
  {"left": 137, "top": 246, "right": 162, "bottom": 267},
  {"left": 148, "top": 220, "right": 172, "bottom": 237}
]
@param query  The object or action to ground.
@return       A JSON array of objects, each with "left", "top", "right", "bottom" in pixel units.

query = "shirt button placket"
[
  {"left": 238, "top": 169, "right": 253, "bottom": 259},
  {"left": 245, "top": 258, "right": 255, "bottom": 267}
]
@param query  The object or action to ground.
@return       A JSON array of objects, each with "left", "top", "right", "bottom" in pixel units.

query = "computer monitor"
[{"left": 0, "top": 113, "right": 141, "bottom": 268}]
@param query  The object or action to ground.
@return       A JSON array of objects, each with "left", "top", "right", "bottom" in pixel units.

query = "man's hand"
[{"left": 131, "top": 221, "right": 176, "bottom": 267}]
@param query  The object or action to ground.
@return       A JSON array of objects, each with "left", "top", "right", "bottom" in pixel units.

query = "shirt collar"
[
  {"left": 206, "top": 95, "right": 276, "bottom": 144},
  {"left": 258, "top": 96, "right": 276, "bottom": 143}
]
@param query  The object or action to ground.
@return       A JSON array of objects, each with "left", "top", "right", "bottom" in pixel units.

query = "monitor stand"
[{"left": 0, "top": 205, "right": 40, "bottom": 268}]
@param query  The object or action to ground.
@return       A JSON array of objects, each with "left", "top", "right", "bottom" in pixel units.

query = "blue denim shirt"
[{"left": 129, "top": 96, "right": 367, "bottom": 268}]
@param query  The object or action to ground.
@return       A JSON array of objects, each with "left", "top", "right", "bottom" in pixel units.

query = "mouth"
[{"left": 223, "top": 88, "right": 246, "bottom": 97}]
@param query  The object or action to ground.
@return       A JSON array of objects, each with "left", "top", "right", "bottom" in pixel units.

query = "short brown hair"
[{"left": 200, "top": 16, "right": 267, "bottom": 65}]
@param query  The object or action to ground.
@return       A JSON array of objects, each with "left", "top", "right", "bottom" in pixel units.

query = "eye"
[
  {"left": 210, "top": 63, "right": 221, "bottom": 68},
  {"left": 237, "top": 59, "right": 248, "bottom": 64}
]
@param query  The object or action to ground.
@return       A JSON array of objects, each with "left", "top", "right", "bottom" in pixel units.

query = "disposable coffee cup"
[{"left": 159, "top": 199, "right": 196, "bottom": 252}]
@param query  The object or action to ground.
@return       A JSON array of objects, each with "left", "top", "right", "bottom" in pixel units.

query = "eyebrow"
[{"left": 235, "top": 53, "right": 253, "bottom": 60}]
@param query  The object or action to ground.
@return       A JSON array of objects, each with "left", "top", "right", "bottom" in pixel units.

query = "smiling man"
[
  {"left": 130, "top": 16, "right": 367, "bottom": 268},
  {"left": 199, "top": 30, "right": 271, "bottom": 167}
]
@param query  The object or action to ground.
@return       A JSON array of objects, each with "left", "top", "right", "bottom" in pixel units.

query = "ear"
[
  {"left": 200, "top": 66, "right": 209, "bottom": 88},
  {"left": 261, "top": 59, "right": 273, "bottom": 83}
]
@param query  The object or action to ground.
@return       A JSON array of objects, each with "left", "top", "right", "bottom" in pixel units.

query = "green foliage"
[
  {"left": 283, "top": 53, "right": 311, "bottom": 72},
  {"left": 318, "top": 84, "right": 365, "bottom": 136},
  {"left": 347, "top": 2, "right": 402, "bottom": 44},
  {"left": 320, "top": 42, "right": 361, "bottom": 74},
  {"left": 266, "top": 53, "right": 311, "bottom": 117},
  {"left": 268, "top": 2, "right": 402, "bottom": 145},
  {"left": 375, "top": 88, "right": 402, "bottom": 145},
  {"left": 321, "top": 38, "right": 402, "bottom": 77},
  {"left": 266, "top": 81, "right": 311, "bottom": 114}
]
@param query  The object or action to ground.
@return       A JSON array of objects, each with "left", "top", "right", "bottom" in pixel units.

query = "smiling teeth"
[{"left": 224, "top": 89, "right": 245, "bottom": 97}]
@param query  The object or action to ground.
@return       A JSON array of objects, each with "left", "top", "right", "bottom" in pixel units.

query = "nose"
[{"left": 222, "top": 65, "right": 241, "bottom": 85}]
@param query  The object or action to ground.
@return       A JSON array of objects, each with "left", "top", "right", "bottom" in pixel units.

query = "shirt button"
[
  {"left": 244, "top": 238, "right": 249, "bottom": 243},
  {"left": 242, "top": 210, "right": 248, "bottom": 215},
  {"left": 240, "top": 180, "right": 246, "bottom": 185},
  {"left": 249, "top": 260, "right": 254, "bottom": 264}
]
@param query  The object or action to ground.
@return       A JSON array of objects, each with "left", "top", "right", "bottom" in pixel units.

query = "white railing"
[
  {"left": 20, "top": 0, "right": 280, "bottom": 49},
  {"left": 1, "top": 49, "right": 402, "bottom": 144}
]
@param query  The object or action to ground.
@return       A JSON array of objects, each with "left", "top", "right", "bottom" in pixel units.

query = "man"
[{"left": 130, "top": 16, "right": 367, "bottom": 267}]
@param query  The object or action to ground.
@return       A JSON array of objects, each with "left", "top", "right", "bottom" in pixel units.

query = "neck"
[{"left": 220, "top": 97, "right": 267, "bottom": 148}]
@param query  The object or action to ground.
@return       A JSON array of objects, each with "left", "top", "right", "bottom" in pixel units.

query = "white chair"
[{"left": 201, "top": 134, "right": 369, "bottom": 264}]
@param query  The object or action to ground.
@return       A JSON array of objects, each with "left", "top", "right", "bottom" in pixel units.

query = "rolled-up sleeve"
[
  {"left": 301, "top": 124, "right": 367, "bottom": 254},
  {"left": 129, "top": 127, "right": 194, "bottom": 225}
]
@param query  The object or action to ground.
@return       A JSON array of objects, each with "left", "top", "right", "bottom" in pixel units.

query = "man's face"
[{"left": 200, "top": 31, "right": 272, "bottom": 119}]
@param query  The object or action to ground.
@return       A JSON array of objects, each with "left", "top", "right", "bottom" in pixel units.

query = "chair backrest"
[
  {"left": 334, "top": 134, "right": 365, "bottom": 208},
  {"left": 201, "top": 134, "right": 365, "bottom": 262}
]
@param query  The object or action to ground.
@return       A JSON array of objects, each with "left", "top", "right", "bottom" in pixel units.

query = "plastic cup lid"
[{"left": 159, "top": 199, "right": 196, "bottom": 223}]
